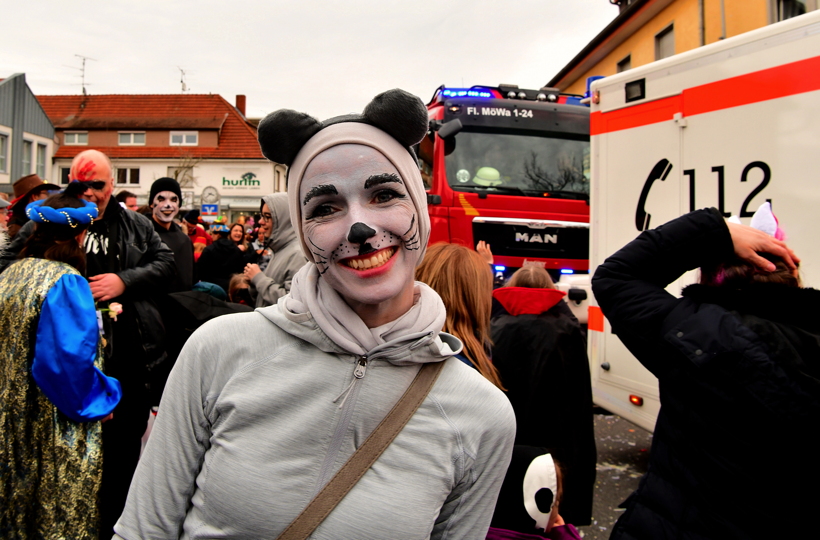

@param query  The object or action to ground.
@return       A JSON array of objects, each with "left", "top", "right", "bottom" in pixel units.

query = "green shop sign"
[{"left": 222, "top": 172, "right": 260, "bottom": 188}]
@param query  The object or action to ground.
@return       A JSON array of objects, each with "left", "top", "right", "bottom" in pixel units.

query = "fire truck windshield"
[{"left": 445, "top": 130, "right": 590, "bottom": 199}]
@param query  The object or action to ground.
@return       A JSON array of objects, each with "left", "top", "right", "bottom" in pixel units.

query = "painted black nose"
[{"left": 347, "top": 222, "right": 376, "bottom": 244}]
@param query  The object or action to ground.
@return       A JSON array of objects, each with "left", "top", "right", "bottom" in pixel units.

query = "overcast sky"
[{"left": 3, "top": 0, "right": 617, "bottom": 120}]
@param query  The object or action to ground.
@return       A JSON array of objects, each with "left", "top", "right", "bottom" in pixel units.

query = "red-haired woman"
[{"left": 416, "top": 242, "right": 504, "bottom": 389}]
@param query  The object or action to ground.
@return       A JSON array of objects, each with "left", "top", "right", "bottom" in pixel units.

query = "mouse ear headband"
[
  {"left": 256, "top": 89, "right": 432, "bottom": 264},
  {"left": 257, "top": 89, "right": 428, "bottom": 168},
  {"left": 727, "top": 201, "right": 786, "bottom": 240},
  {"left": 523, "top": 453, "right": 559, "bottom": 531}
]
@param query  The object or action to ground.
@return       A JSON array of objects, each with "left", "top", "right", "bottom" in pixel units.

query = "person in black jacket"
[
  {"left": 196, "top": 223, "right": 247, "bottom": 293},
  {"left": 62, "top": 149, "right": 176, "bottom": 537},
  {"left": 592, "top": 208, "right": 816, "bottom": 540},
  {"left": 148, "top": 177, "right": 194, "bottom": 292},
  {"left": 490, "top": 265, "right": 596, "bottom": 527}
]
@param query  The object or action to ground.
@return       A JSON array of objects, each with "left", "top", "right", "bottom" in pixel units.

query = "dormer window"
[
  {"left": 119, "top": 132, "right": 146, "bottom": 145},
  {"left": 64, "top": 132, "right": 88, "bottom": 145},
  {"left": 170, "top": 131, "right": 198, "bottom": 146}
]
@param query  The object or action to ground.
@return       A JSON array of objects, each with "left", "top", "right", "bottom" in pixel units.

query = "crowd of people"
[{"left": 0, "top": 87, "right": 817, "bottom": 540}]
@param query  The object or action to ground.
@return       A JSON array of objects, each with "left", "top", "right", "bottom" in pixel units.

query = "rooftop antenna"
[
  {"left": 179, "top": 67, "right": 189, "bottom": 92},
  {"left": 74, "top": 54, "right": 96, "bottom": 95}
]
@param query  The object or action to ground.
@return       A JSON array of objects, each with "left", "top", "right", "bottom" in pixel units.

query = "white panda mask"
[{"left": 523, "top": 453, "right": 559, "bottom": 531}]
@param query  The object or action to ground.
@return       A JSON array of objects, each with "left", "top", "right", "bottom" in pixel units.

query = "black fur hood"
[{"left": 682, "top": 282, "right": 820, "bottom": 335}]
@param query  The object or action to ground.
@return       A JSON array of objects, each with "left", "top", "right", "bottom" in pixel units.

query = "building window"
[
  {"left": 170, "top": 131, "right": 198, "bottom": 146},
  {"left": 37, "top": 144, "right": 47, "bottom": 178},
  {"left": 776, "top": 0, "right": 812, "bottom": 20},
  {"left": 64, "top": 132, "right": 88, "bottom": 145},
  {"left": 617, "top": 55, "right": 632, "bottom": 73},
  {"left": 118, "top": 132, "right": 146, "bottom": 146},
  {"left": 0, "top": 134, "right": 7, "bottom": 173},
  {"left": 655, "top": 24, "right": 675, "bottom": 60},
  {"left": 60, "top": 167, "right": 71, "bottom": 185},
  {"left": 22, "top": 140, "right": 33, "bottom": 175},
  {"left": 116, "top": 168, "right": 140, "bottom": 185}
]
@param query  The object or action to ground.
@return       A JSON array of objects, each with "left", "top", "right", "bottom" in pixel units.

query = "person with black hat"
[
  {"left": 183, "top": 209, "right": 212, "bottom": 259},
  {"left": 149, "top": 177, "right": 194, "bottom": 292}
]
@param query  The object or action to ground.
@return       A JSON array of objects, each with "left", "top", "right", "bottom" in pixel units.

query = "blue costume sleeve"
[{"left": 32, "top": 273, "right": 122, "bottom": 422}]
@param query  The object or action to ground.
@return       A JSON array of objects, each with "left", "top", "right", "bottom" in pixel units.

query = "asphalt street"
[{"left": 577, "top": 413, "right": 653, "bottom": 539}]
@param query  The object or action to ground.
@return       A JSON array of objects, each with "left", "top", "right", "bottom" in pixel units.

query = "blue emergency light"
[
  {"left": 441, "top": 88, "right": 494, "bottom": 99},
  {"left": 560, "top": 268, "right": 574, "bottom": 275}
]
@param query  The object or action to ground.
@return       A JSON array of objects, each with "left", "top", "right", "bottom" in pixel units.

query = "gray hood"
[
  {"left": 256, "top": 299, "right": 463, "bottom": 365},
  {"left": 260, "top": 193, "right": 297, "bottom": 253}
]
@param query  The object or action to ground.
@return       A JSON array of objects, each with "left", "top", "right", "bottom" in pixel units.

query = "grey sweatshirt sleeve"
[
  {"left": 250, "top": 271, "right": 290, "bottom": 305},
  {"left": 250, "top": 247, "right": 306, "bottom": 307},
  {"left": 114, "top": 325, "right": 218, "bottom": 539},
  {"left": 431, "top": 385, "right": 516, "bottom": 539}
]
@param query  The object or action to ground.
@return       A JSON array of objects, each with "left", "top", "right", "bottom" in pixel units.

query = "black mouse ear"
[
  {"left": 257, "top": 109, "right": 322, "bottom": 166},
  {"left": 362, "top": 89, "right": 428, "bottom": 148}
]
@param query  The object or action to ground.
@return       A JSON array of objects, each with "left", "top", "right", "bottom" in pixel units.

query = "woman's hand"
[
  {"left": 476, "top": 240, "right": 494, "bottom": 265},
  {"left": 727, "top": 221, "right": 800, "bottom": 272},
  {"left": 244, "top": 263, "right": 261, "bottom": 280}
]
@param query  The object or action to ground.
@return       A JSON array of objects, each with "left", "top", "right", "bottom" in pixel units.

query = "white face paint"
[
  {"left": 300, "top": 144, "right": 421, "bottom": 312},
  {"left": 152, "top": 191, "right": 180, "bottom": 224}
]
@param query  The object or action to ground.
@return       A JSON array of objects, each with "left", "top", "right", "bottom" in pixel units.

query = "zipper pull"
[
  {"left": 354, "top": 356, "right": 368, "bottom": 379},
  {"left": 333, "top": 356, "right": 368, "bottom": 409}
]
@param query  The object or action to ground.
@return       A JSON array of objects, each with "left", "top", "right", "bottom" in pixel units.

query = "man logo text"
[{"left": 515, "top": 232, "right": 557, "bottom": 243}]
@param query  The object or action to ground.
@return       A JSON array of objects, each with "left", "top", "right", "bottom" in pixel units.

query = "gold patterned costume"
[{"left": 0, "top": 258, "right": 104, "bottom": 540}]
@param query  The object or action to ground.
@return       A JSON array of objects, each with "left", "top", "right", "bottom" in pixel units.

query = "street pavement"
[{"left": 577, "top": 413, "right": 653, "bottom": 539}]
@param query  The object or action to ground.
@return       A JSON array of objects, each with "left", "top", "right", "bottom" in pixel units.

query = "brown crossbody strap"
[{"left": 276, "top": 360, "right": 446, "bottom": 540}]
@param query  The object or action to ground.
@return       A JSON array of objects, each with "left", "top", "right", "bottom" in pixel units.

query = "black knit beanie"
[
  {"left": 149, "top": 177, "right": 183, "bottom": 206},
  {"left": 183, "top": 209, "right": 200, "bottom": 225}
]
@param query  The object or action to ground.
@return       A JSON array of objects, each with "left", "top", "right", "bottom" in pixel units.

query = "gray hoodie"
[
  {"left": 251, "top": 193, "right": 307, "bottom": 307},
  {"left": 114, "top": 300, "right": 516, "bottom": 539}
]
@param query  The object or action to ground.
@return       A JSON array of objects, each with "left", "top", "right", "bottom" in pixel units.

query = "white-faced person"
[
  {"left": 148, "top": 177, "right": 194, "bottom": 292},
  {"left": 114, "top": 90, "right": 515, "bottom": 540}
]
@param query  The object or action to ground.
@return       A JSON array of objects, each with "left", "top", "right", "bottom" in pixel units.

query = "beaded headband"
[{"left": 25, "top": 199, "right": 99, "bottom": 228}]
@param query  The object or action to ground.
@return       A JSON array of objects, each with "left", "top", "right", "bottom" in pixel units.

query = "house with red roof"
[{"left": 37, "top": 93, "right": 284, "bottom": 221}]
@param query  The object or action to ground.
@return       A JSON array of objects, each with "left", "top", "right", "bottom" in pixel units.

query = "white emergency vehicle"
[{"left": 587, "top": 11, "right": 820, "bottom": 432}]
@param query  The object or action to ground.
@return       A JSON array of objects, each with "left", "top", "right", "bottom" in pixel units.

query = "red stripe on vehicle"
[
  {"left": 591, "top": 55, "right": 820, "bottom": 135},
  {"left": 588, "top": 306, "right": 605, "bottom": 332},
  {"left": 590, "top": 95, "right": 681, "bottom": 135}
]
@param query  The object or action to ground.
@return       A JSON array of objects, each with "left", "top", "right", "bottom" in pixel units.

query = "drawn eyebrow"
[
  {"left": 363, "top": 173, "right": 402, "bottom": 190},
  {"left": 303, "top": 184, "right": 338, "bottom": 206}
]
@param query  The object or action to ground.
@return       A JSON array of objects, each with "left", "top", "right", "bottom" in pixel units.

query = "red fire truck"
[{"left": 418, "top": 84, "right": 591, "bottom": 280}]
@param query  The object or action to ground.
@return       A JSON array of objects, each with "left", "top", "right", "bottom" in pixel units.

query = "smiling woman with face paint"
[{"left": 115, "top": 90, "right": 516, "bottom": 540}]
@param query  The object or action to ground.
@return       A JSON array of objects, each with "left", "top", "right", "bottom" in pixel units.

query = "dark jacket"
[
  {"left": 196, "top": 237, "right": 246, "bottom": 292},
  {"left": 152, "top": 219, "right": 195, "bottom": 292},
  {"left": 592, "top": 208, "right": 820, "bottom": 540},
  {"left": 490, "top": 287, "right": 596, "bottom": 527},
  {"left": 87, "top": 202, "right": 176, "bottom": 364}
]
